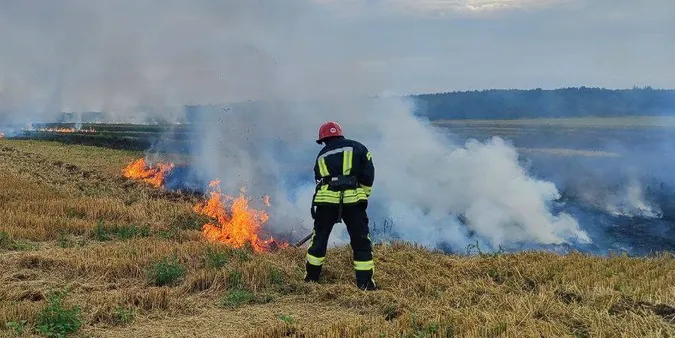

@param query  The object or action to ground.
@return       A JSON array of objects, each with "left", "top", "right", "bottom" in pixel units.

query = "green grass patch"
[
  {"left": 58, "top": 232, "right": 75, "bottom": 249},
  {"left": 202, "top": 246, "right": 254, "bottom": 269},
  {"left": 218, "top": 289, "right": 273, "bottom": 309},
  {"left": 220, "top": 289, "right": 256, "bottom": 308},
  {"left": 1, "top": 231, "right": 39, "bottom": 251},
  {"left": 157, "top": 224, "right": 181, "bottom": 241},
  {"left": 148, "top": 255, "right": 186, "bottom": 287},
  {"left": 171, "top": 213, "right": 211, "bottom": 231},
  {"left": 113, "top": 306, "right": 136, "bottom": 326},
  {"left": 204, "top": 247, "right": 229, "bottom": 269},
  {"left": 0, "top": 231, "right": 16, "bottom": 250},
  {"left": 91, "top": 220, "right": 112, "bottom": 241},
  {"left": 35, "top": 289, "right": 83, "bottom": 337},
  {"left": 279, "top": 314, "right": 294, "bottom": 325},
  {"left": 268, "top": 266, "right": 285, "bottom": 286},
  {"left": 5, "top": 320, "right": 28, "bottom": 336},
  {"left": 228, "top": 270, "right": 244, "bottom": 289},
  {"left": 113, "top": 224, "right": 151, "bottom": 240},
  {"left": 91, "top": 220, "right": 151, "bottom": 241}
]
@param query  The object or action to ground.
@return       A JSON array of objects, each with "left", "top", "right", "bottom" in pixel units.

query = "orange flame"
[
  {"left": 194, "top": 180, "right": 285, "bottom": 252},
  {"left": 24, "top": 127, "right": 97, "bottom": 133},
  {"left": 122, "top": 158, "right": 174, "bottom": 188},
  {"left": 121, "top": 158, "right": 286, "bottom": 252}
]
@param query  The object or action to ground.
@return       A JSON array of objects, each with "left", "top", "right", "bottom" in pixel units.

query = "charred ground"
[{"left": 1, "top": 123, "right": 675, "bottom": 337}]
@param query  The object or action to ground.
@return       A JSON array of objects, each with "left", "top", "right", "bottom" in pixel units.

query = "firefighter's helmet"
[{"left": 316, "top": 121, "right": 344, "bottom": 144}]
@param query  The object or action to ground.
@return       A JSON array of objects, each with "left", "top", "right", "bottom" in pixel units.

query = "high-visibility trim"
[
  {"left": 318, "top": 157, "right": 329, "bottom": 177},
  {"left": 342, "top": 150, "right": 353, "bottom": 175},
  {"left": 307, "top": 253, "right": 325, "bottom": 266},
  {"left": 314, "top": 194, "right": 368, "bottom": 203},
  {"left": 319, "top": 146, "right": 353, "bottom": 159},
  {"left": 359, "top": 184, "right": 372, "bottom": 196},
  {"left": 354, "top": 260, "right": 374, "bottom": 271},
  {"left": 314, "top": 187, "right": 369, "bottom": 204},
  {"left": 366, "top": 151, "right": 372, "bottom": 161},
  {"left": 307, "top": 230, "right": 316, "bottom": 249}
]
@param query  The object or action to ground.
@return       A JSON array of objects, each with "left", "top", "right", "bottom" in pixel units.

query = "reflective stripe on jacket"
[{"left": 313, "top": 137, "right": 374, "bottom": 205}]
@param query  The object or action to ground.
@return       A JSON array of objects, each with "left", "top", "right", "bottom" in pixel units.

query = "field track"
[{"left": 2, "top": 139, "right": 675, "bottom": 337}]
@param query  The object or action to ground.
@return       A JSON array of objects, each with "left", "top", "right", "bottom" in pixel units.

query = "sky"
[{"left": 0, "top": 0, "right": 673, "bottom": 115}]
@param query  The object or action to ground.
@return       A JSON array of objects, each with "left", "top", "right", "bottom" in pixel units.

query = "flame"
[
  {"left": 121, "top": 158, "right": 287, "bottom": 252},
  {"left": 22, "top": 127, "right": 97, "bottom": 133},
  {"left": 194, "top": 180, "right": 286, "bottom": 253},
  {"left": 122, "top": 158, "right": 175, "bottom": 188}
]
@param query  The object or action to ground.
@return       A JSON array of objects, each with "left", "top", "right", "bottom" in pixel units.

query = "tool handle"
[{"left": 294, "top": 233, "right": 313, "bottom": 247}]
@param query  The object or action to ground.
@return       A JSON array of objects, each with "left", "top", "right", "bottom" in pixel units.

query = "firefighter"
[{"left": 305, "top": 121, "right": 377, "bottom": 291}]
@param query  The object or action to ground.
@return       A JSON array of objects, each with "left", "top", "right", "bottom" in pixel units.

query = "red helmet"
[{"left": 316, "top": 121, "right": 344, "bottom": 144}]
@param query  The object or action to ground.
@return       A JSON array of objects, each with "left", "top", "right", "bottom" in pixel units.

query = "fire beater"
[{"left": 304, "top": 121, "right": 377, "bottom": 291}]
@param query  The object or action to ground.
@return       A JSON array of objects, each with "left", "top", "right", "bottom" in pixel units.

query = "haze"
[{"left": 0, "top": 0, "right": 673, "bottom": 119}]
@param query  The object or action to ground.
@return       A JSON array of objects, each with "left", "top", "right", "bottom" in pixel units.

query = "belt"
[{"left": 318, "top": 175, "right": 358, "bottom": 186}]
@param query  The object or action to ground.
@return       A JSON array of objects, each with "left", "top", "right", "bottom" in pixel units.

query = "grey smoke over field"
[
  {"left": 190, "top": 97, "right": 590, "bottom": 251},
  {"left": 4, "top": 0, "right": 673, "bottom": 252},
  {"left": 2, "top": 0, "right": 673, "bottom": 124},
  {"left": 0, "top": 0, "right": 388, "bottom": 125}
]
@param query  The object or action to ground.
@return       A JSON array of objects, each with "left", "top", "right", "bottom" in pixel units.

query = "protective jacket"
[{"left": 312, "top": 136, "right": 374, "bottom": 205}]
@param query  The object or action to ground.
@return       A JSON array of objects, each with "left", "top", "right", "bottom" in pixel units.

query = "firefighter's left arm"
[
  {"left": 358, "top": 145, "right": 374, "bottom": 196},
  {"left": 313, "top": 154, "right": 321, "bottom": 184}
]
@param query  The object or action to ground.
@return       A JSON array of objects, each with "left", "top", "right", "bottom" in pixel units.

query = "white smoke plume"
[
  {"left": 581, "top": 179, "right": 662, "bottom": 219},
  {"left": 0, "top": 0, "right": 595, "bottom": 252},
  {"left": 190, "top": 97, "right": 590, "bottom": 251}
]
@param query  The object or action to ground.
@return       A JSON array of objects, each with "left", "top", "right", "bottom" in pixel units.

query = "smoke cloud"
[
  {"left": 188, "top": 97, "right": 589, "bottom": 252},
  {"left": 0, "top": 0, "right": 388, "bottom": 125},
  {"left": 2, "top": 0, "right": 671, "bottom": 254}
]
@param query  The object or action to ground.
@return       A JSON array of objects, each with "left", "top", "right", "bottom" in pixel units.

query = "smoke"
[
  {"left": 1, "top": 0, "right": 672, "bottom": 254},
  {"left": 186, "top": 97, "right": 589, "bottom": 252},
  {"left": 518, "top": 125, "right": 672, "bottom": 219},
  {"left": 0, "top": 0, "right": 386, "bottom": 126}
]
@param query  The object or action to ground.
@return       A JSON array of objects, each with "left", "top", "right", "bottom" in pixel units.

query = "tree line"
[
  {"left": 54, "top": 87, "right": 675, "bottom": 123},
  {"left": 407, "top": 87, "right": 675, "bottom": 120}
]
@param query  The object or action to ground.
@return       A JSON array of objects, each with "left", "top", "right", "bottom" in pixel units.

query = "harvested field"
[
  {"left": 2, "top": 139, "right": 675, "bottom": 337},
  {"left": 435, "top": 116, "right": 675, "bottom": 128}
]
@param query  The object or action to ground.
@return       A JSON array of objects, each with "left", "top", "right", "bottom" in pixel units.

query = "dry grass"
[{"left": 1, "top": 139, "right": 675, "bottom": 338}]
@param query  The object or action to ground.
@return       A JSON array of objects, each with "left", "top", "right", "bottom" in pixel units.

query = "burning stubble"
[
  {"left": 123, "top": 160, "right": 284, "bottom": 252},
  {"left": 131, "top": 97, "right": 591, "bottom": 254}
]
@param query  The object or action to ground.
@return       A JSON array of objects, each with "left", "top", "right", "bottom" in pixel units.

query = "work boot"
[
  {"left": 357, "top": 280, "right": 378, "bottom": 291},
  {"left": 304, "top": 262, "right": 322, "bottom": 283},
  {"left": 356, "top": 269, "right": 377, "bottom": 291}
]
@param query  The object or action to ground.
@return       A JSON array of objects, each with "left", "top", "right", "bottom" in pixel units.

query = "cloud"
[
  {"left": 402, "top": 0, "right": 569, "bottom": 13},
  {"left": 0, "top": 0, "right": 387, "bottom": 122},
  {"left": 314, "top": 0, "right": 573, "bottom": 17},
  {"left": 0, "top": 0, "right": 672, "bottom": 127}
]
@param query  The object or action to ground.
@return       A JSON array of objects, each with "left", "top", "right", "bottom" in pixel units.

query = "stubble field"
[{"left": 1, "top": 134, "right": 675, "bottom": 337}]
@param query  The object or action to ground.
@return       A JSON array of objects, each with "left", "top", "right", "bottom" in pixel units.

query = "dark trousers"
[{"left": 305, "top": 202, "right": 376, "bottom": 289}]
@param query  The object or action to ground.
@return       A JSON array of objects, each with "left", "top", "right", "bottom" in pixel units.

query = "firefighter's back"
[{"left": 317, "top": 137, "right": 369, "bottom": 177}]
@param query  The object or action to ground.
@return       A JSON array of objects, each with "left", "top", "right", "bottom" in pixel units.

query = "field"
[
  {"left": 435, "top": 116, "right": 675, "bottom": 128},
  {"left": 2, "top": 121, "right": 675, "bottom": 337}
]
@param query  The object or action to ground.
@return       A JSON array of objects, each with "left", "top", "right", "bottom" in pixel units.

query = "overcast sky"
[{"left": 0, "top": 0, "right": 673, "bottom": 113}]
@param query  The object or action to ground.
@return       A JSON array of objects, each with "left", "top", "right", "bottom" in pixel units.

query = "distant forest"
[
  {"left": 408, "top": 87, "right": 675, "bottom": 120},
  {"left": 57, "top": 87, "right": 675, "bottom": 124}
]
